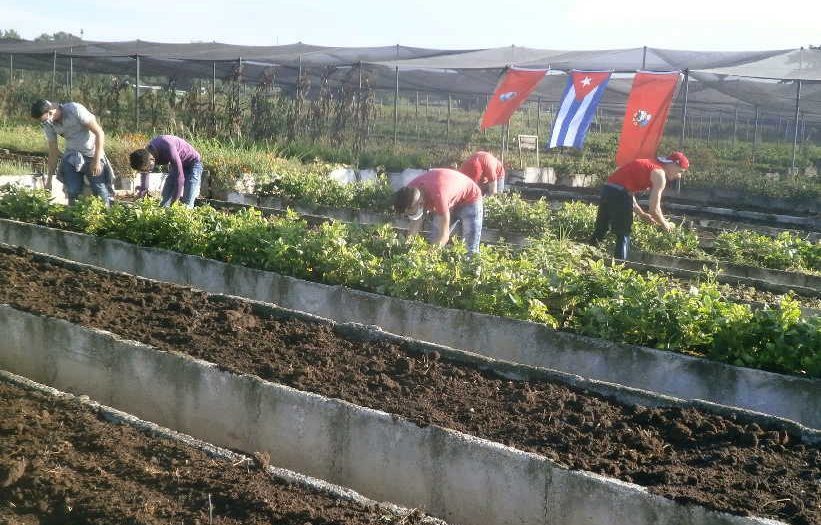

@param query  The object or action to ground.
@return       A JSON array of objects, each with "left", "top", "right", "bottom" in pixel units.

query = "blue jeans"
[
  {"left": 590, "top": 184, "right": 633, "bottom": 259},
  {"left": 60, "top": 155, "right": 114, "bottom": 206},
  {"left": 430, "top": 198, "right": 484, "bottom": 254},
  {"left": 161, "top": 161, "right": 203, "bottom": 208}
]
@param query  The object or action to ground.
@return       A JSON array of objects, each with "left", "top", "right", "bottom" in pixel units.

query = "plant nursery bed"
[
  {"left": 0, "top": 376, "right": 436, "bottom": 525},
  {"left": 203, "top": 196, "right": 821, "bottom": 308},
  {"left": 0, "top": 245, "right": 818, "bottom": 525}
]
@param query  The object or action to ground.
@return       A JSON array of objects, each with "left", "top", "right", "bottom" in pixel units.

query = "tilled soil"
[
  {"left": 0, "top": 380, "right": 432, "bottom": 525},
  {"left": 0, "top": 245, "right": 818, "bottom": 525}
]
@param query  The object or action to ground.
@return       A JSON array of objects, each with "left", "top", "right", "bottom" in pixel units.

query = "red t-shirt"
[
  {"left": 607, "top": 158, "right": 661, "bottom": 193},
  {"left": 459, "top": 151, "right": 505, "bottom": 184},
  {"left": 408, "top": 168, "right": 481, "bottom": 215}
]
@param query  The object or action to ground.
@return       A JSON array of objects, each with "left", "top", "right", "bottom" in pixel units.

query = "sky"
[{"left": 1, "top": 0, "right": 820, "bottom": 52}]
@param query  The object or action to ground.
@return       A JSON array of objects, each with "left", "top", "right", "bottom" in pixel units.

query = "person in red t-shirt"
[
  {"left": 590, "top": 151, "right": 689, "bottom": 259},
  {"left": 458, "top": 151, "right": 506, "bottom": 195},
  {"left": 392, "top": 168, "right": 484, "bottom": 254}
]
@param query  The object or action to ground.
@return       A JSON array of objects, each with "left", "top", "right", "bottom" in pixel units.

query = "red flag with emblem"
[
  {"left": 615, "top": 71, "right": 680, "bottom": 166},
  {"left": 481, "top": 67, "right": 548, "bottom": 129}
]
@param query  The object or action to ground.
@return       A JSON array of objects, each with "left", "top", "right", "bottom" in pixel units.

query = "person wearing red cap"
[
  {"left": 458, "top": 151, "right": 506, "bottom": 195},
  {"left": 589, "top": 151, "right": 689, "bottom": 259}
]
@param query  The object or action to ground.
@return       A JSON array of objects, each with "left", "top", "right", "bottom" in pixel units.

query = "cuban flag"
[{"left": 548, "top": 70, "right": 612, "bottom": 149}]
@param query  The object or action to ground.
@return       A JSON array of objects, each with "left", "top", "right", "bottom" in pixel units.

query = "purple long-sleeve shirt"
[{"left": 148, "top": 135, "right": 201, "bottom": 201}]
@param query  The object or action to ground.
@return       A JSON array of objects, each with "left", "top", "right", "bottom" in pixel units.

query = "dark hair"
[
  {"left": 393, "top": 187, "right": 419, "bottom": 213},
  {"left": 30, "top": 99, "right": 53, "bottom": 119},
  {"left": 129, "top": 149, "right": 152, "bottom": 171}
]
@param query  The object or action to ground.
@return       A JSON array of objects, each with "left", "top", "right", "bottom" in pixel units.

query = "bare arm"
[
  {"left": 632, "top": 195, "right": 657, "bottom": 224},
  {"left": 170, "top": 148, "right": 186, "bottom": 202},
  {"left": 46, "top": 139, "right": 60, "bottom": 187},
  {"left": 432, "top": 210, "right": 450, "bottom": 247},
  {"left": 648, "top": 169, "right": 672, "bottom": 231},
  {"left": 406, "top": 215, "right": 424, "bottom": 238},
  {"left": 86, "top": 118, "right": 105, "bottom": 176}
]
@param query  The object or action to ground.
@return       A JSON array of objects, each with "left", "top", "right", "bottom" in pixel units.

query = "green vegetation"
[
  {"left": 0, "top": 185, "right": 817, "bottom": 377},
  {"left": 0, "top": 160, "right": 33, "bottom": 176}
]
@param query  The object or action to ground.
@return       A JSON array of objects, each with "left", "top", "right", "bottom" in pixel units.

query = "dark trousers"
[{"left": 590, "top": 184, "right": 633, "bottom": 259}]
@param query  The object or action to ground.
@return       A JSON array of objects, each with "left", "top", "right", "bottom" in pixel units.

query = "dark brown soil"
[
  {"left": 0, "top": 245, "right": 818, "bottom": 525},
  {"left": 0, "top": 380, "right": 431, "bottom": 525}
]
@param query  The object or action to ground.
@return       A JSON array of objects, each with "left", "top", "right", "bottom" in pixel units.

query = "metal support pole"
[
  {"left": 500, "top": 125, "right": 506, "bottom": 165},
  {"left": 68, "top": 48, "right": 73, "bottom": 97},
  {"left": 536, "top": 96, "right": 541, "bottom": 139},
  {"left": 791, "top": 80, "right": 802, "bottom": 171},
  {"left": 707, "top": 115, "right": 712, "bottom": 144},
  {"left": 678, "top": 70, "right": 689, "bottom": 150},
  {"left": 415, "top": 91, "right": 419, "bottom": 139},
  {"left": 446, "top": 92, "right": 451, "bottom": 143},
  {"left": 393, "top": 66, "right": 399, "bottom": 147},
  {"left": 641, "top": 46, "right": 647, "bottom": 69},
  {"left": 753, "top": 106, "right": 760, "bottom": 151},
  {"left": 212, "top": 62, "right": 217, "bottom": 109},
  {"left": 135, "top": 55, "right": 141, "bottom": 129},
  {"left": 732, "top": 105, "right": 739, "bottom": 146},
  {"left": 51, "top": 50, "right": 57, "bottom": 99},
  {"left": 505, "top": 122, "right": 510, "bottom": 159}
]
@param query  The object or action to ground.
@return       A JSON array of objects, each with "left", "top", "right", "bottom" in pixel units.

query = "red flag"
[
  {"left": 481, "top": 67, "right": 548, "bottom": 129},
  {"left": 615, "top": 71, "right": 680, "bottom": 166}
]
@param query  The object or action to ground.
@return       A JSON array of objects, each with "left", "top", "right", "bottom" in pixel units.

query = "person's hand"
[
  {"left": 640, "top": 212, "right": 658, "bottom": 225},
  {"left": 90, "top": 159, "right": 102, "bottom": 176}
]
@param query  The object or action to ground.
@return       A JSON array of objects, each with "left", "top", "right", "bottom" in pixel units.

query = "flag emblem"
[
  {"left": 632, "top": 109, "right": 653, "bottom": 127},
  {"left": 480, "top": 68, "right": 548, "bottom": 129},
  {"left": 548, "top": 70, "right": 612, "bottom": 150},
  {"left": 615, "top": 71, "right": 680, "bottom": 166}
]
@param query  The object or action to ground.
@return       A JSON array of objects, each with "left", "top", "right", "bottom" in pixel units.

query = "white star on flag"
[{"left": 581, "top": 76, "right": 592, "bottom": 86}]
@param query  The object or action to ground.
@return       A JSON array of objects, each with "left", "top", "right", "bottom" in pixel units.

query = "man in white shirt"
[{"left": 30, "top": 99, "right": 114, "bottom": 206}]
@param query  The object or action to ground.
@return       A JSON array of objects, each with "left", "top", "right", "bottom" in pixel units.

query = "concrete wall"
[
  {"left": 0, "top": 306, "right": 795, "bottom": 525},
  {"left": 0, "top": 369, "right": 448, "bottom": 525},
  {"left": 0, "top": 218, "right": 818, "bottom": 429}
]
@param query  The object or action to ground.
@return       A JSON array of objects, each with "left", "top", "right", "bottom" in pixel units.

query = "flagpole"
[
  {"left": 791, "top": 79, "right": 802, "bottom": 172},
  {"left": 677, "top": 69, "right": 690, "bottom": 193}
]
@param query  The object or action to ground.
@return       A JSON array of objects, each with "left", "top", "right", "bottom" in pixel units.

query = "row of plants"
[
  {"left": 0, "top": 185, "right": 817, "bottom": 377},
  {"left": 2, "top": 122, "right": 816, "bottom": 274},
  {"left": 483, "top": 194, "right": 821, "bottom": 273},
  {"left": 254, "top": 171, "right": 821, "bottom": 275}
]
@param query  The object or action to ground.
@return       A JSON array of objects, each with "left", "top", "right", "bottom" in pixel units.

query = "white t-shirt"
[{"left": 42, "top": 102, "right": 97, "bottom": 157}]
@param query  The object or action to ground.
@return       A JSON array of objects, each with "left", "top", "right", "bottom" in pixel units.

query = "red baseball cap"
[{"left": 658, "top": 151, "right": 689, "bottom": 170}]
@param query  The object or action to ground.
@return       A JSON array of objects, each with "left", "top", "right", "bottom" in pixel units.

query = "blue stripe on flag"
[{"left": 548, "top": 73, "right": 611, "bottom": 150}]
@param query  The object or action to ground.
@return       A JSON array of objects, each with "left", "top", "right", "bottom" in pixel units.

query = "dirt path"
[
  {"left": 0, "top": 380, "right": 432, "bottom": 524},
  {"left": 0, "top": 245, "right": 818, "bottom": 525}
]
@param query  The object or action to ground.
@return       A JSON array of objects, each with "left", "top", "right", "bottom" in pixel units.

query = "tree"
[
  {"left": 34, "top": 31, "right": 82, "bottom": 43},
  {"left": 0, "top": 29, "right": 21, "bottom": 40}
]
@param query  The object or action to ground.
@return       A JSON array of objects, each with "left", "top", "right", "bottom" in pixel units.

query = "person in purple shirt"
[{"left": 129, "top": 135, "right": 203, "bottom": 208}]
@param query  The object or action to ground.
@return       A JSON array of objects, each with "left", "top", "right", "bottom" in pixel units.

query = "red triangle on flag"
[{"left": 572, "top": 71, "right": 612, "bottom": 101}]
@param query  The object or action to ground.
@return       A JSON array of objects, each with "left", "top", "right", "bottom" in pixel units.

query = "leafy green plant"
[
  {"left": 713, "top": 230, "right": 820, "bottom": 272},
  {"left": 0, "top": 184, "right": 60, "bottom": 223}
]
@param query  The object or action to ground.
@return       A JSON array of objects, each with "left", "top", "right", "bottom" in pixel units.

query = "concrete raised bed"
[
  {"left": 515, "top": 182, "right": 821, "bottom": 217},
  {"left": 0, "top": 368, "right": 447, "bottom": 525},
  {"left": 0, "top": 218, "right": 818, "bottom": 429},
  {"left": 513, "top": 185, "right": 821, "bottom": 231},
  {"left": 0, "top": 305, "right": 810, "bottom": 525}
]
